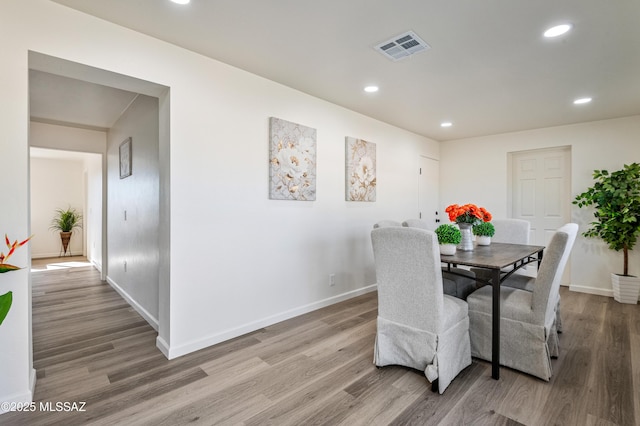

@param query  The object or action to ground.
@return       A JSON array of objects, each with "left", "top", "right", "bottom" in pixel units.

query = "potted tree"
[
  {"left": 573, "top": 163, "right": 640, "bottom": 304},
  {"left": 473, "top": 222, "right": 495, "bottom": 246},
  {"left": 49, "top": 206, "right": 83, "bottom": 256},
  {"left": 435, "top": 224, "right": 462, "bottom": 255}
]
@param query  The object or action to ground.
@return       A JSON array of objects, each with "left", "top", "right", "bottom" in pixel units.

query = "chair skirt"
[
  {"left": 375, "top": 314, "right": 471, "bottom": 394},
  {"left": 467, "top": 286, "right": 555, "bottom": 381}
]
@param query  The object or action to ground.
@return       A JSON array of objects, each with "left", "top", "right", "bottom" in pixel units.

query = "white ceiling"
[
  {"left": 38, "top": 0, "right": 640, "bottom": 141},
  {"left": 30, "top": 70, "right": 138, "bottom": 131}
]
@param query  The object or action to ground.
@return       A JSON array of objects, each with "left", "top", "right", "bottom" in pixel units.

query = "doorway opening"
[
  {"left": 30, "top": 147, "right": 103, "bottom": 270},
  {"left": 28, "top": 51, "right": 171, "bottom": 360}
]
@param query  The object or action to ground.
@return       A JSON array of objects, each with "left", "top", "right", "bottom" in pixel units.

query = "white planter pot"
[
  {"left": 440, "top": 244, "right": 457, "bottom": 255},
  {"left": 611, "top": 273, "right": 640, "bottom": 304},
  {"left": 476, "top": 236, "right": 491, "bottom": 246}
]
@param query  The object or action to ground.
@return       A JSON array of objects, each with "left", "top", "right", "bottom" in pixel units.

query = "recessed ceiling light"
[
  {"left": 364, "top": 86, "right": 379, "bottom": 93},
  {"left": 573, "top": 97, "right": 592, "bottom": 105},
  {"left": 440, "top": 121, "right": 453, "bottom": 128},
  {"left": 544, "top": 24, "right": 572, "bottom": 38},
  {"left": 170, "top": 0, "right": 190, "bottom": 4}
]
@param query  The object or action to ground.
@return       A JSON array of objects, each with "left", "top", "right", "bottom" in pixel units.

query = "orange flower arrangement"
[{"left": 445, "top": 203, "right": 492, "bottom": 225}]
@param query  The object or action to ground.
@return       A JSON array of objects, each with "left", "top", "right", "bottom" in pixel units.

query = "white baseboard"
[
  {"left": 156, "top": 335, "right": 170, "bottom": 358},
  {"left": 90, "top": 259, "right": 102, "bottom": 273},
  {"left": 0, "top": 387, "right": 34, "bottom": 415},
  {"left": 29, "top": 368, "right": 36, "bottom": 400},
  {"left": 163, "top": 284, "right": 378, "bottom": 360},
  {"left": 32, "top": 252, "right": 64, "bottom": 259},
  {"left": 570, "top": 283, "right": 640, "bottom": 302},
  {"left": 32, "top": 251, "right": 83, "bottom": 259},
  {"left": 106, "top": 277, "right": 159, "bottom": 331},
  {"left": 569, "top": 284, "right": 613, "bottom": 298}
]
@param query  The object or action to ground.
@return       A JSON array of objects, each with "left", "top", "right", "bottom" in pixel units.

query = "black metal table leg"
[{"left": 491, "top": 267, "right": 501, "bottom": 380}]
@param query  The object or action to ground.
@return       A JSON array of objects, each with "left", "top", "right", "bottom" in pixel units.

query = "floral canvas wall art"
[
  {"left": 346, "top": 137, "right": 376, "bottom": 201},
  {"left": 269, "top": 117, "right": 317, "bottom": 201}
]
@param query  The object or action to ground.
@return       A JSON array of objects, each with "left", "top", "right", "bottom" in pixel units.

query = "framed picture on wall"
[
  {"left": 345, "top": 137, "right": 376, "bottom": 201},
  {"left": 119, "top": 137, "right": 132, "bottom": 179},
  {"left": 268, "top": 117, "right": 317, "bottom": 201}
]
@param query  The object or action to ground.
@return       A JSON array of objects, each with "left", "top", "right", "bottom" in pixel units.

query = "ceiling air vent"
[{"left": 375, "top": 31, "right": 430, "bottom": 62}]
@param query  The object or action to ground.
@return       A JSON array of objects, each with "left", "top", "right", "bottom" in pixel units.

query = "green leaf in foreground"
[{"left": 0, "top": 291, "right": 13, "bottom": 326}]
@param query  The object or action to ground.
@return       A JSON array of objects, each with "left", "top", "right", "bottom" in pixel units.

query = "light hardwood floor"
[{"left": 3, "top": 262, "right": 639, "bottom": 425}]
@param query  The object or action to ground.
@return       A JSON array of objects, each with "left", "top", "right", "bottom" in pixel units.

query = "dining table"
[{"left": 441, "top": 242, "right": 545, "bottom": 380}]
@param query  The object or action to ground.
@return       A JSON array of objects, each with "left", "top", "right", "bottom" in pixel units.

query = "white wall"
[
  {"left": 85, "top": 154, "right": 103, "bottom": 270},
  {"left": 0, "top": 3, "right": 33, "bottom": 408},
  {"left": 107, "top": 94, "right": 160, "bottom": 328},
  {"left": 440, "top": 115, "right": 640, "bottom": 296},
  {"left": 1, "top": 0, "right": 440, "bottom": 405},
  {"left": 29, "top": 156, "right": 85, "bottom": 257}
]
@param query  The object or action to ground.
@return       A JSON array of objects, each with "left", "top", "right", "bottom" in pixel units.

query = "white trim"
[
  {"left": 91, "top": 259, "right": 102, "bottom": 273},
  {"left": 0, "top": 388, "right": 34, "bottom": 414},
  {"left": 29, "top": 368, "right": 36, "bottom": 400},
  {"left": 156, "top": 335, "right": 170, "bottom": 358},
  {"left": 106, "top": 277, "right": 159, "bottom": 331},
  {"left": 163, "top": 284, "right": 378, "bottom": 360},
  {"left": 31, "top": 252, "right": 75, "bottom": 259},
  {"left": 569, "top": 284, "right": 612, "bottom": 298}
]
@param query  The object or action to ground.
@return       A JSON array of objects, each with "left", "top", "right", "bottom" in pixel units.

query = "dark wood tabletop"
[{"left": 440, "top": 242, "right": 544, "bottom": 270}]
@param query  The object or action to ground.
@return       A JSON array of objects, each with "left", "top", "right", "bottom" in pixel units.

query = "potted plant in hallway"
[
  {"left": 435, "top": 223, "right": 461, "bottom": 255},
  {"left": 573, "top": 163, "right": 640, "bottom": 304},
  {"left": 49, "top": 206, "right": 83, "bottom": 256}
]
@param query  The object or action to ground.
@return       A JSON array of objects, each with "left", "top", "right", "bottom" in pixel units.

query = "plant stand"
[
  {"left": 59, "top": 231, "right": 73, "bottom": 257},
  {"left": 611, "top": 273, "right": 640, "bottom": 304}
]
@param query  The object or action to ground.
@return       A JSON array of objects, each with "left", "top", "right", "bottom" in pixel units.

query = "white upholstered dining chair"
[
  {"left": 402, "top": 218, "right": 434, "bottom": 231},
  {"left": 371, "top": 226, "right": 472, "bottom": 394},
  {"left": 491, "top": 218, "right": 531, "bottom": 244},
  {"left": 502, "top": 223, "right": 578, "bottom": 333},
  {"left": 471, "top": 218, "right": 532, "bottom": 281},
  {"left": 373, "top": 220, "right": 402, "bottom": 228},
  {"left": 466, "top": 223, "right": 578, "bottom": 380},
  {"left": 402, "top": 219, "right": 477, "bottom": 300}
]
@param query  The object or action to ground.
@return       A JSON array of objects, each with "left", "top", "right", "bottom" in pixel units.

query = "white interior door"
[
  {"left": 511, "top": 146, "right": 572, "bottom": 284},
  {"left": 418, "top": 156, "right": 440, "bottom": 230}
]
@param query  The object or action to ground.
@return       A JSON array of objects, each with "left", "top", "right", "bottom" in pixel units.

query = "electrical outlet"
[{"left": 329, "top": 274, "right": 336, "bottom": 286}]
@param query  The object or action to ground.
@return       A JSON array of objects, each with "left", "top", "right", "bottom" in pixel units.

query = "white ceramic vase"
[
  {"left": 439, "top": 244, "right": 457, "bottom": 255},
  {"left": 611, "top": 273, "right": 640, "bottom": 304},
  {"left": 457, "top": 223, "right": 474, "bottom": 251}
]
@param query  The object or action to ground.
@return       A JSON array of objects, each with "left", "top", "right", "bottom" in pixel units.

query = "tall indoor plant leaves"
[{"left": 573, "top": 163, "right": 640, "bottom": 276}]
